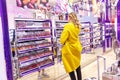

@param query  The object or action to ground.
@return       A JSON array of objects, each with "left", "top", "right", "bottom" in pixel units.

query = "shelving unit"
[
  {"left": 92, "top": 23, "right": 103, "bottom": 49},
  {"left": 104, "top": 23, "right": 113, "bottom": 48},
  {"left": 54, "top": 21, "right": 93, "bottom": 54},
  {"left": 54, "top": 20, "right": 68, "bottom": 61},
  {"left": 80, "top": 22, "right": 92, "bottom": 53},
  {"left": 105, "top": 23, "right": 113, "bottom": 38},
  {"left": 14, "top": 19, "right": 54, "bottom": 77}
]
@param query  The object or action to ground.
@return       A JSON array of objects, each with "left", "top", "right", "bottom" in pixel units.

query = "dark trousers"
[{"left": 69, "top": 66, "right": 82, "bottom": 80}]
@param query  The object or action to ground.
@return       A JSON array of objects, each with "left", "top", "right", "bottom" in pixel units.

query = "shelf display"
[
  {"left": 80, "top": 22, "right": 92, "bottom": 53},
  {"left": 14, "top": 19, "right": 54, "bottom": 77},
  {"left": 54, "top": 21, "right": 106, "bottom": 54},
  {"left": 104, "top": 23, "right": 113, "bottom": 48},
  {"left": 105, "top": 23, "right": 113, "bottom": 38},
  {"left": 54, "top": 20, "right": 68, "bottom": 62},
  {"left": 92, "top": 23, "right": 103, "bottom": 48},
  {"left": 55, "top": 21, "right": 96, "bottom": 54}
]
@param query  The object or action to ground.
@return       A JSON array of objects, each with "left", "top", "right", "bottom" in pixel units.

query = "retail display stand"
[
  {"left": 92, "top": 23, "right": 103, "bottom": 49},
  {"left": 104, "top": 23, "right": 113, "bottom": 48},
  {"left": 14, "top": 19, "right": 54, "bottom": 78},
  {"left": 54, "top": 21, "right": 96, "bottom": 54},
  {"left": 80, "top": 22, "right": 92, "bottom": 53},
  {"left": 54, "top": 20, "right": 68, "bottom": 62}
]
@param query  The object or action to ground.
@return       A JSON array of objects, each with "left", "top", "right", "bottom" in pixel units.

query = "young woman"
[{"left": 60, "top": 12, "right": 82, "bottom": 80}]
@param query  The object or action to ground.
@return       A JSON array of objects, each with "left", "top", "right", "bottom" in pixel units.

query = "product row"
[
  {"left": 16, "top": 20, "right": 51, "bottom": 28},
  {"left": 20, "top": 58, "right": 52, "bottom": 73},
  {"left": 17, "top": 31, "right": 51, "bottom": 39},
  {"left": 17, "top": 41, "right": 51, "bottom": 52}
]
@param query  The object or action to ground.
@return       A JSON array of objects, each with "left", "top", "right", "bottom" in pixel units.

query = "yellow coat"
[{"left": 60, "top": 22, "right": 82, "bottom": 73}]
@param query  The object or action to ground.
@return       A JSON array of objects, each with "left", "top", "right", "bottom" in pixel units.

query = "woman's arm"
[{"left": 60, "top": 28, "right": 69, "bottom": 45}]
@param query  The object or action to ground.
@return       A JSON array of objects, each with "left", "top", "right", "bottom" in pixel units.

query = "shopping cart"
[
  {"left": 84, "top": 55, "right": 106, "bottom": 80},
  {"left": 97, "top": 55, "right": 106, "bottom": 80}
]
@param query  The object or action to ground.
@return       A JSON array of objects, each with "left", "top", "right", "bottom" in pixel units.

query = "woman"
[{"left": 60, "top": 12, "right": 82, "bottom": 80}]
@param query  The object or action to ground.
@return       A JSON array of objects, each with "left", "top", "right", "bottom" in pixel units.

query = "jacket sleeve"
[{"left": 60, "top": 27, "right": 69, "bottom": 45}]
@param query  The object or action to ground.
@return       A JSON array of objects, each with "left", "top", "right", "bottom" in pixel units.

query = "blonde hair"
[{"left": 68, "top": 12, "right": 81, "bottom": 28}]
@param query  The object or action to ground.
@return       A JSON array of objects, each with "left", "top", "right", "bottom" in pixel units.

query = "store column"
[
  {"left": 117, "top": 0, "right": 120, "bottom": 42},
  {"left": 0, "top": 0, "right": 13, "bottom": 80},
  {"left": 0, "top": 8, "right": 8, "bottom": 80}
]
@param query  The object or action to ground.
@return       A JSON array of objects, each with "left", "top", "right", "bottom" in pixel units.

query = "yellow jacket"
[{"left": 60, "top": 22, "right": 82, "bottom": 73}]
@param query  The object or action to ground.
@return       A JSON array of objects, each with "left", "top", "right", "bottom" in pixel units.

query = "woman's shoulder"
[
  {"left": 64, "top": 23, "right": 73, "bottom": 29},
  {"left": 64, "top": 22, "right": 74, "bottom": 28},
  {"left": 65, "top": 22, "right": 73, "bottom": 26}
]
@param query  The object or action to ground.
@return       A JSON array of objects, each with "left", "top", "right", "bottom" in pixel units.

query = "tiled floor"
[{"left": 17, "top": 48, "right": 116, "bottom": 80}]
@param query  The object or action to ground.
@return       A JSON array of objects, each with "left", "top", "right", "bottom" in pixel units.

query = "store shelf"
[
  {"left": 80, "top": 37, "right": 92, "bottom": 41},
  {"left": 15, "top": 18, "right": 51, "bottom": 22},
  {"left": 82, "top": 43, "right": 93, "bottom": 48},
  {"left": 17, "top": 27, "right": 52, "bottom": 31},
  {"left": 14, "top": 19, "right": 54, "bottom": 77},
  {"left": 17, "top": 35, "right": 52, "bottom": 43},
  {"left": 92, "top": 26, "right": 102, "bottom": 29},
  {"left": 19, "top": 53, "right": 53, "bottom": 64},
  {"left": 20, "top": 61, "right": 54, "bottom": 77},
  {"left": 55, "top": 20, "right": 68, "bottom": 23},
  {"left": 81, "top": 26, "right": 91, "bottom": 28},
  {"left": 18, "top": 44, "right": 53, "bottom": 54},
  {"left": 82, "top": 49, "right": 91, "bottom": 53},
  {"left": 56, "top": 27, "right": 64, "bottom": 29},
  {"left": 93, "top": 30, "right": 101, "bottom": 33},
  {"left": 93, "top": 35, "right": 102, "bottom": 39},
  {"left": 80, "top": 31, "right": 93, "bottom": 34}
]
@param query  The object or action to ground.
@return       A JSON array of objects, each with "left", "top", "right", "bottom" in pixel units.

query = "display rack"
[
  {"left": 54, "top": 20, "right": 68, "bottom": 62},
  {"left": 92, "top": 23, "right": 103, "bottom": 49},
  {"left": 105, "top": 23, "right": 113, "bottom": 38},
  {"left": 55, "top": 21, "right": 93, "bottom": 54},
  {"left": 14, "top": 19, "right": 54, "bottom": 77},
  {"left": 80, "top": 22, "right": 92, "bottom": 53},
  {"left": 104, "top": 23, "right": 113, "bottom": 48}
]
